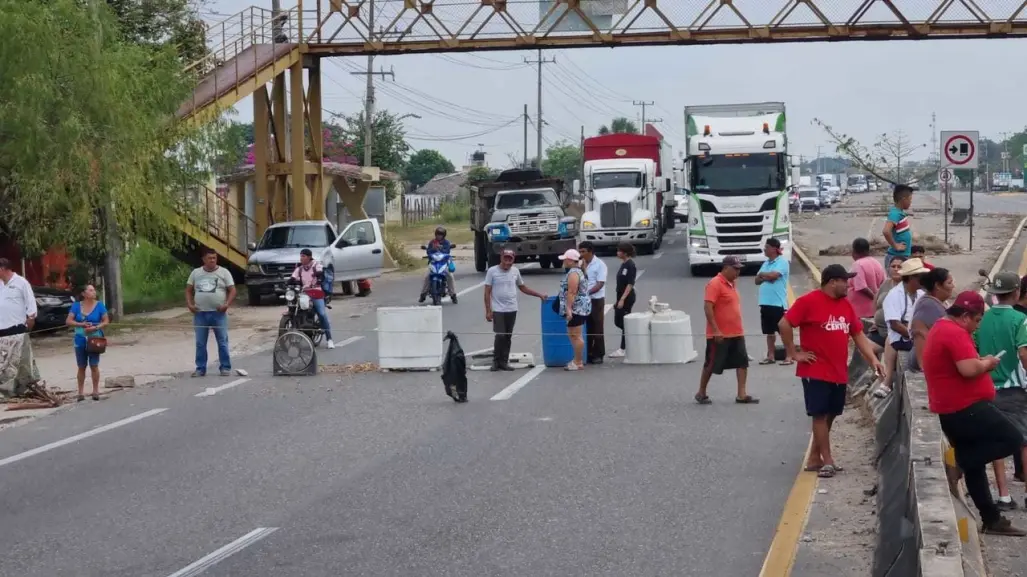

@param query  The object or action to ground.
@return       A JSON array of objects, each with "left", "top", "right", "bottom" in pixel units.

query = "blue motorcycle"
[{"left": 422, "top": 245, "right": 457, "bottom": 306}]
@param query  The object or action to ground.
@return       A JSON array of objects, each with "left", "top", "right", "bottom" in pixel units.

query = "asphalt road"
[
  {"left": 0, "top": 231, "right": 812, "bottom": 577},
  {"left": 919, "top": 187, "right": 1027, "bottom": 214}
]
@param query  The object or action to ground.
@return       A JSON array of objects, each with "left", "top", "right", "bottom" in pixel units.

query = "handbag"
[{"left": 86, "top": 336, "right": 107, "bottom": 355}]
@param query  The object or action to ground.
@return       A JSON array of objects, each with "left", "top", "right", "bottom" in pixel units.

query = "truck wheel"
[
  {"left": 540, "top": 256, "right": 552, "bottom": 269},
  {"left": 666, "top": 207, "right": 676, "bottom": 229},
  {"left": 247, "top": 288, "right": 261, "bottom": 306},
  {"left": 654, "top": 234, "right": 662, "bottom": 251},
  {"left": 474, "top": 232, "right": 487, "bottom": 273},
  {"left": 640, "top": 242, "right": 655, "bottom": 256},
  {"left": 487, "top": 249, "right": 499, "bottom": 268},
  {"left": 689, "top": 265, "right": 701, "bottom": 277}
]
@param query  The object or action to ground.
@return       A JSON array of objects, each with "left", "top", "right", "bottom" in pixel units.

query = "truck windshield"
[
  {"left": 495, "top": 190, "right": 560, "bottom": 209},
  {"left": 257, "top": 225, "right": 328, "bottom": 250},
  {"left": 592, "top": 171, "right": 642, "bottom": 189},
  {"left": 691, "top": 153, "right": 784, "bottom": 194}
]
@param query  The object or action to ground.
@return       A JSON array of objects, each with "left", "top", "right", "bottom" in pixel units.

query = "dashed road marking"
[
  {"left": 0, "top": 409, "right": 168, "bottom": 468},
  {"left": 491, "top": 365, "right": 545, "bottom": 401},
  {"left": 166, "top": 527, "right": 279, "bottom": 577},
  {"left": 196, "top": 378, "right": 251, "bottom": 397}
]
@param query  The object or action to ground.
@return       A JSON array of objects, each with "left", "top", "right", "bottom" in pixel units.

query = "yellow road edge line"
[
  {"left": 758, "top": 248, "right": 820, "bottom": 577},
  {"left": 1018, "top": 229, "right": 1027, "bottom": 277}
]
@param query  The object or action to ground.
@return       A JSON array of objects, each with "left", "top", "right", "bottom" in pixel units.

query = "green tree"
[
  {"left": 466, "top": 166, "right": 496, "bottom": 184},
  {"left": 405, "top": 149, "right": 456, "bottom": 189},
  {"left": 598, "top": 117, "right": 639, "bottom": 135},
  {"left": 106, "top": 0, "right": 207, "bottom": 63},
  {"left": 0, "top": 0, "right": 205, "bottom": 259},
  {"left": 337, "top": 110, "right": 411, "bottom": 199},
  {"left": 542, "top": 141, "right": 582, "bottom": 188},
  {"left": 813, "top": 119, "right": 931, "bottom": 185}
]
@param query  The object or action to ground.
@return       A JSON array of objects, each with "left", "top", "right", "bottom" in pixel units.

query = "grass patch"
[
  {"left": 384, "top": 234, "right": 420, "bottom": 271},
  {"left": 386, "top": 221, "right": 474, "bottom": 248},
  {"left": 121, "top": 242, "right": 191, "bottom": 314}
]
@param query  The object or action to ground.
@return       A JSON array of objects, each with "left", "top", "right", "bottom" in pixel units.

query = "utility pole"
[
  {"left": 523, "top": 104, "right": 529, "bottom": 168},
  {"left": 816, "top": 145, "right": 823, "bottom": 175},
  {"left": 525, "top": 50, "right": 555, "bottom": 164},
  {"left": 89, "top": 0, "right": 122, "bottom": 318},
  {"left": 929, "top": 112, "right": 937, "bottom": 167},
  {"left": 1000, "top": 131, "right": 1012, "bottom": 173},
  {"left": 349, "top": 1, "right": 395, "bottom": 166},
  {"left": 633, "top": 101, "right": 655, "bottom": 127}
]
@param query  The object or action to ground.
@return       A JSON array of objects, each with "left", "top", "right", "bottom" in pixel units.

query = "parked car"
[
  {"left": 817, "top": 187, "right": 833, "bottom": 209},
  {"left": 827, "top": 186, "right": 842, "bottom": 204},
  {"left": 673, "top": 189, "right": 689, "bottom": 222},
  {"left": 797, "top": 187, "right": 821, "bottom": 212},
  {"left": 33, "top": 286, "right": 75, "bottom": 332},
  {"left": 244, "top": 218, "right": 386, "bottom": 305}
]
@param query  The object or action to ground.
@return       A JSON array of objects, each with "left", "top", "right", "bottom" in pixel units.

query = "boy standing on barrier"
[
  {"left": 483, "top": 249, "right": 547, "bottom": 371},
  {"left": 973, "top": 271, "right": 1027, "bottom": 510},
  {"left": 778, "top": 264, "right": 884, "bottom": 479},
  {"left": 923, "top": 291, "right": 1027, "bottom": 536}
]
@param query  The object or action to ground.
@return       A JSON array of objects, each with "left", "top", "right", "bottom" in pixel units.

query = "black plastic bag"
[{"left": 441, "top": 331, "right": 468, "bottom": 403}]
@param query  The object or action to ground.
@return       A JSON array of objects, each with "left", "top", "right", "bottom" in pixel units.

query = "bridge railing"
[{"left": 177, "top": 184, "right": 256, "bottom": 260}]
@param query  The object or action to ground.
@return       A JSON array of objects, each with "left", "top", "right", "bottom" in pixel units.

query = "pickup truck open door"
[{"left": 324, "top": 218, "right": 385, "bottom": 281}]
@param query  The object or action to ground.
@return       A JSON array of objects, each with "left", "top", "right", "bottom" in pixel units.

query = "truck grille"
[
  {"left": 261, "top": 263, "right": 294, "bottom": 276},
  {"left": 600, "top": 201, "right": 632, "bottom": 228},
  {"left": 507, "top": 211, "right": 559, "bottom": 235},
  {"left": 712, "top": 213, "right": 767, "bottom": 246}
]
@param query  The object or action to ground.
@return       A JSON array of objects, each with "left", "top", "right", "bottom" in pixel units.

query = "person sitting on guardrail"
[
  {"left": 874, "top": 258, "right": 928, "bottom": 398},
  {"left": 847, "top": 238, "right": 886, "bottom": 325},
  {"left": 909, "top": 267, "right": 953, "bottom": 374},
  {"left": 922, "top": 291, "right": 1026, "bottom": 536},
  {"left": 779, "top": 264, "right": 884, "bottom": 479},
  {"left": 974, "top": 271, "right": 1027, "bottom": 511}
]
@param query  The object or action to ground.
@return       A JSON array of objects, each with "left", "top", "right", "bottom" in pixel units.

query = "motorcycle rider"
[
  {"left": 419, "top": 226, "right": 458, "bottom": 304},
  {"left": 291, "top": 249, "right": 334, "bottom": 349}
]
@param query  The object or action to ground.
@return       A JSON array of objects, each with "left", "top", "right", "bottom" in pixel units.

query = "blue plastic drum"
[{"left": 541, "top": 296, "right": 587, "bottom": 367}]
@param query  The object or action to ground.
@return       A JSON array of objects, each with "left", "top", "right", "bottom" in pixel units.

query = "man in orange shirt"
[{"left": 695, "top": 256, "right": 757, "bottom": 405}]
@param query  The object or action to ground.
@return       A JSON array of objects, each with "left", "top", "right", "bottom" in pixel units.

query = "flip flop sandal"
[
  {"left": 735, "top": 395, "right": 760, "bottom": 404},
  {"left": 694, "top": 393, "right": 712, "bottom": 405},
  {"left": 778, "top": 360, "right": 795, "bottom": 366},
  {"left": 758, "top": 358, "right": 775, "bottom": 365},
  {"left": 804, "top": 465, "right": 823, "bottom": 472},
  {"left": 818, "top": 465, "right": 838, "bottom": 478}
]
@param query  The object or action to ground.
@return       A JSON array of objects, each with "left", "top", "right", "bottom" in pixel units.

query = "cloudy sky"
[{"left": 200, "top": 0, "right": 1026, "bottom": 170}]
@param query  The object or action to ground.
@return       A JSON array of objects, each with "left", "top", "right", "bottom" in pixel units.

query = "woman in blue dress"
[
  {"left": 558, "top": 249, "right": 591, "bottom": 371},
  {"left": 66, "top": 284, "right": 109, "bottom": 401}
]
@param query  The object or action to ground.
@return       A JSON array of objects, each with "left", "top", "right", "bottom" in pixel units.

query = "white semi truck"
[{"left": 683, "top": 102, "right": 798, "bottom": 275}]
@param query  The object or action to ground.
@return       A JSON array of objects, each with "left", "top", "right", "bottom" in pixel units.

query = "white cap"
[{"left": 559, "top": 249, "right": 581, "bottom": 261}]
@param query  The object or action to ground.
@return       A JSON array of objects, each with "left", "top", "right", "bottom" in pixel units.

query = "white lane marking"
[
  {"left": 653, "top": 253, "right": 663, "bottom": 260},
  {"left": 334, "top": 336, "right": 364, "bottom": 348},
  {"left": 196, "top": 378, "right": 251, "bottom": 398},
  {"left": 445, "top": 280, "right": 485, "bottom": 300},
  {"left": 491, "top": 365, "right": 545, "bottom": 401},
  {"left": 0, "top": 409, "right": 168, "bottom": 468},
  {"left": 667, "top": 238, "right": 676, "bottom": 245},
  {"left": 166, "top": 527, "right": 279, "bottom": 577}
]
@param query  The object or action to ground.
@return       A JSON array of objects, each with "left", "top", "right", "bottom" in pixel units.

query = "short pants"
[
  {"left": 704, "top": 337, "right": 749, "bottom": 375},
  {"left": 802, "top": 378, "right": 847, "bottom": 417},
  {"left": 74, "top": 346, "right": 100, "bottom": 369}
]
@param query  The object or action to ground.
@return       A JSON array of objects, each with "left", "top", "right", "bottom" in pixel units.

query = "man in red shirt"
[
  {"left": 779, "top": 264, "right": 883, "bottom": 478},
  {"left": 923, "top": 291, "right": 1026, "bottom": 535}
]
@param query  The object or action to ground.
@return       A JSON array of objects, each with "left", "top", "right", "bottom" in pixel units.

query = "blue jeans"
[
  {"left": 194, "top": 310, "right": 231, "bottom": 373},
  {"left": 312, "top": 298, "right": 332, "bottom": 340}
]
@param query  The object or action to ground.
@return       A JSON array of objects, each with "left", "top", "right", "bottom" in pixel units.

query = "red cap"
[
  {"left": 949, "top": 291, "right": 986, "bottom": 315},
  {"left": 501, "top": 249, "right": 515, "bottom": 259}
]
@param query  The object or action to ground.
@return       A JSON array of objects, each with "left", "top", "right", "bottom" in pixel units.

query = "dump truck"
[{"left": 471, "top": 168, "right": 580, "bottom": 272}]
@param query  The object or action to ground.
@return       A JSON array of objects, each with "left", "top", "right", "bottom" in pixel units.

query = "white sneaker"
[
  {"left": 609, "top": 349, "right": 625, "bottom": 358},
  {"left": 327, "top": 339, "right": 335, "bottom": 349}
]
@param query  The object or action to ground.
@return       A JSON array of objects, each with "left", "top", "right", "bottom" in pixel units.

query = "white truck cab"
[{"left": 578, "top": 158, "right": 666, "bottom": 254}]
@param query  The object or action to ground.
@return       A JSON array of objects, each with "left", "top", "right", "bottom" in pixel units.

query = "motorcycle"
[
  {"left": 421, "top": 245, "right": 457, "bottom": 306},
  {"left": 279, "top": 277, "right": 331, "bottom": 346}
]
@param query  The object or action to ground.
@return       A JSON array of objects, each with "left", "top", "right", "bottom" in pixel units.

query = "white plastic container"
[
  {"left": 650, "top": 309, "right": 698, "bottom": 364},
  {"left": 377, "top": 306, "right": 443, "bottom": 369},
  {"left": 623, "top": 311, "right": 653, "bottom": 365}
]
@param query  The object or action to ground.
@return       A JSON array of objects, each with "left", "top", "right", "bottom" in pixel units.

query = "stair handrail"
[{"left": 178, "top": 183, "right": 257, "bottom": 259}]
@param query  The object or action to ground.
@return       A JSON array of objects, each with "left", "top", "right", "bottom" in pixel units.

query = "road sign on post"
[
  {"left": 939, "top": 168, "right": 953, "bottom": 183},
  {"left": 941, "top": 130, "right": 979, "bottom": 170}
]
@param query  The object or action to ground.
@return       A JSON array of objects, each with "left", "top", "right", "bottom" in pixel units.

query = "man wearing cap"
[
  {"left": 876, "top": 257, "right": 928, "bottom": 398},
  {"left": 695, "top": 256, "right": 756, "bottom": 405},
  {"left": 974, "top": 270, "right": 1027, "bottom": 509},
  {"left": 755, "top": 238, "right": 790, "bottom": 365},
  {"left": 779, "top": 264, "right": 884, "bottom": 478},
  {"left": 923, "top": 291, "right": 1026, "bottom": 536},
  {"left": 484, "top": 249, "right": 547, "bottom": 371}
]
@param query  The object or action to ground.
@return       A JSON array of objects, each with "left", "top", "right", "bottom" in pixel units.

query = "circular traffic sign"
[
  {"left": 940, "top": 169, "right": 952, "bottom": 182},
  {"left": 944, "top": 134, "right": 976, "bottom": 166}
]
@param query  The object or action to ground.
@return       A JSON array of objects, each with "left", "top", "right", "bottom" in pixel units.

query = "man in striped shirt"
[{"left": 975, "top": 270, "right": 1027, "bottom": 509}]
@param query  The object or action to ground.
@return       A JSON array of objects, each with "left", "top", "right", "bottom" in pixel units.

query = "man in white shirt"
[
  {"left": 578, "top": 242, "right": 608, "bottom": 364},
  {"left": 0, "top": 258, "right": 39, "bottom": 397},
  {"left": 877, "top": 257, "right": 928, "bottom": 398},
  {"left": 483, "top": 249, "right": 547, "bottom": 371}
]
